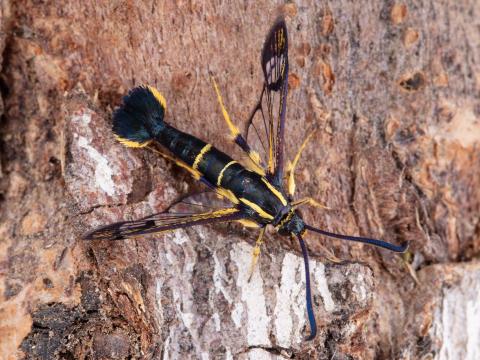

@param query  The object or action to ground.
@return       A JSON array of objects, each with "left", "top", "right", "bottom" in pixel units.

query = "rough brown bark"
[{"left": 1, "top": 1, "right": 479, "bottom": 359}]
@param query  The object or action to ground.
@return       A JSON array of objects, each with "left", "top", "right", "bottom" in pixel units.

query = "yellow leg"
[
  {"left": 247, "top": 227, "right": 266, "bottom": 282},
  {"left": 211, "top": 76, "right": 241, "bottom": 140},
  {"left": 210, "top": 76, "right": 265, "bottom": 175},
  {"left": 292, "top": 197, "right": 330, "bottom": 210},
  {"left": 286, "top": 130, "right": 316, "bottom": 197},
  {"left": 146, "top": 145, "right": 202, "bottom": 180}
]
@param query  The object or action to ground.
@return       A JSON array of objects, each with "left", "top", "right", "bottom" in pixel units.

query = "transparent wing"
[
  {"left": 245, "top": 17, "right": 289, "bottom": 186},
  {"left": 83, "top": 206, "right": 245, "bottom": 241}
]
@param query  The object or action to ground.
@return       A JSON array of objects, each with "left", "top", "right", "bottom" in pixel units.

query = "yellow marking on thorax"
[
  {"left": 115, "top": 135, "right": 152, "bottom": 148},
  {"left": 192, "top": 143, "right": 212, "bottom": 170},
  {"left": 239, "top": 198, "right": 274, "bottom": 220},
  {"left": 217, "top": 160, "right": 237, "bottom": 186},
  {"left": 147, "top": 86, "right": 167, "bottom": 111},
  {"left": 261, "top": 177, "right": 287, "bottom": 206},
  {"left": 275, "top": 210, "right": 294, "bottom": 230}
]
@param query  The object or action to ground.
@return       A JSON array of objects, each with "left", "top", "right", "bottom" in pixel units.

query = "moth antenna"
[
  {"left": 296, "top": 233, "right": 317, "bottom": 341},
  {"left": 304, "top": 224, "right": 409, "bottom": 253}
]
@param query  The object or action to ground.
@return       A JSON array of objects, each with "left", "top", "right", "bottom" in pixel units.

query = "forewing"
[
  {"left": 83, "top": 207, "right": 244, "bottom": 240},
  {"left": 245, "top": 17, "right": 289, "bottom": 186}
]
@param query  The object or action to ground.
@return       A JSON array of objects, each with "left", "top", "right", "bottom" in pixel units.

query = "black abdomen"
[
  {"left": 155, "top": 124, "right": 236, "bottom": 186},
  {"left": 155, "top": 123, "right": 285, "bottom": 220},
  {"left": 156, "top": 124, "right": 209, "bottom": 167}
]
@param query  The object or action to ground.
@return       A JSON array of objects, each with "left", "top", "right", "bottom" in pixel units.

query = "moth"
[{"left": 84, "top": 17, "right": 408, "bottom": 340}]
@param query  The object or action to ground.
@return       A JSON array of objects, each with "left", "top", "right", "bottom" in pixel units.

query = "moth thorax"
[{"left": 278, "top": 211, "right": 305, "bottom": 236}]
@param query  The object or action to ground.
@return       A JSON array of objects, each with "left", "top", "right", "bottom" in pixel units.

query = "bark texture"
[{"left": 1, "top": 1, "right": 479, "bottom": 359}]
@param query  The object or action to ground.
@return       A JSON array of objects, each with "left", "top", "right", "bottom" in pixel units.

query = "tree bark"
[{"left": 1, "top": 1, "right": 479, "bottom": 359}]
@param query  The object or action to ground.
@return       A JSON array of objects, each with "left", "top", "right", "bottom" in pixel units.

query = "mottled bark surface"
[{"left": 0, "top": 1, "right": 479, "bottom": 359}]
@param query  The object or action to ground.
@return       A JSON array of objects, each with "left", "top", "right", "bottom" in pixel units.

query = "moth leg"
[
  {"left": 247, "top": 227, "right": 266, "bottom": 282},
  {"left": 211, "top": 76, "right": 265, "bottom": 175},
  {"left": 291, "top": 197, "right": 330, "bottom": 210},
  {"left": 147, "top": 145, "right": 202, "bottom": 180},
  {"left": 165, "top": 190, "right": 217, "bottom": 213},
  {"left": 286, "top": 130, "right": 316, "bottom": 198}
]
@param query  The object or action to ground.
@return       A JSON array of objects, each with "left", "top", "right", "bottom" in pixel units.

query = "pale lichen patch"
[
  {"left": 231, "top": 242, "right": 270, "bottom": 347},
  {"left": 274, "top": 253, "right": 304, "bottom": 346},
  {"left": 212, "top": 312, "right": 221, "bottom": 332},
  {"left": 248, "top": 348, "right": 275, "bottom": 360},
  {"left": 352, "top": 272, "right": 367, "bottom": 302},
  {"left": 428, "top": 104, "right": 480, "bottom": 148},
  {"left": 313, "top": 262, "right": 335, "bottom": 312},
  {"left": 77, "top": 135, "right": 116, "bottom": 196},
  {"left": 212, "top": 251, "right": 233, "bottom": 304},
  {"left": 273, "top": 252, "right": 335, "bottom": 345},
  {"left": 231, "top": 302, "right": 244, "bottom": 329},
  {"left": 431, "top": 266, "right": 480, "bottom": 360},
  {"left": 66, "top": 108, "right": 144, "bottom": 210}
]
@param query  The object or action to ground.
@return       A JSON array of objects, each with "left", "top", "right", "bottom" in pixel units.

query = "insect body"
[
  {"left": 111, "top": 84, "right": 301, "bottom": 236},
  {"left": 84, "top": 17, "right": 408, "bottom": 340}
]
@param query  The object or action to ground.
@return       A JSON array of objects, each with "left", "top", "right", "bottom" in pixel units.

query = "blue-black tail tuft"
[{"left": 113, "top": 86, "right": 167, "bottom": 147}]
